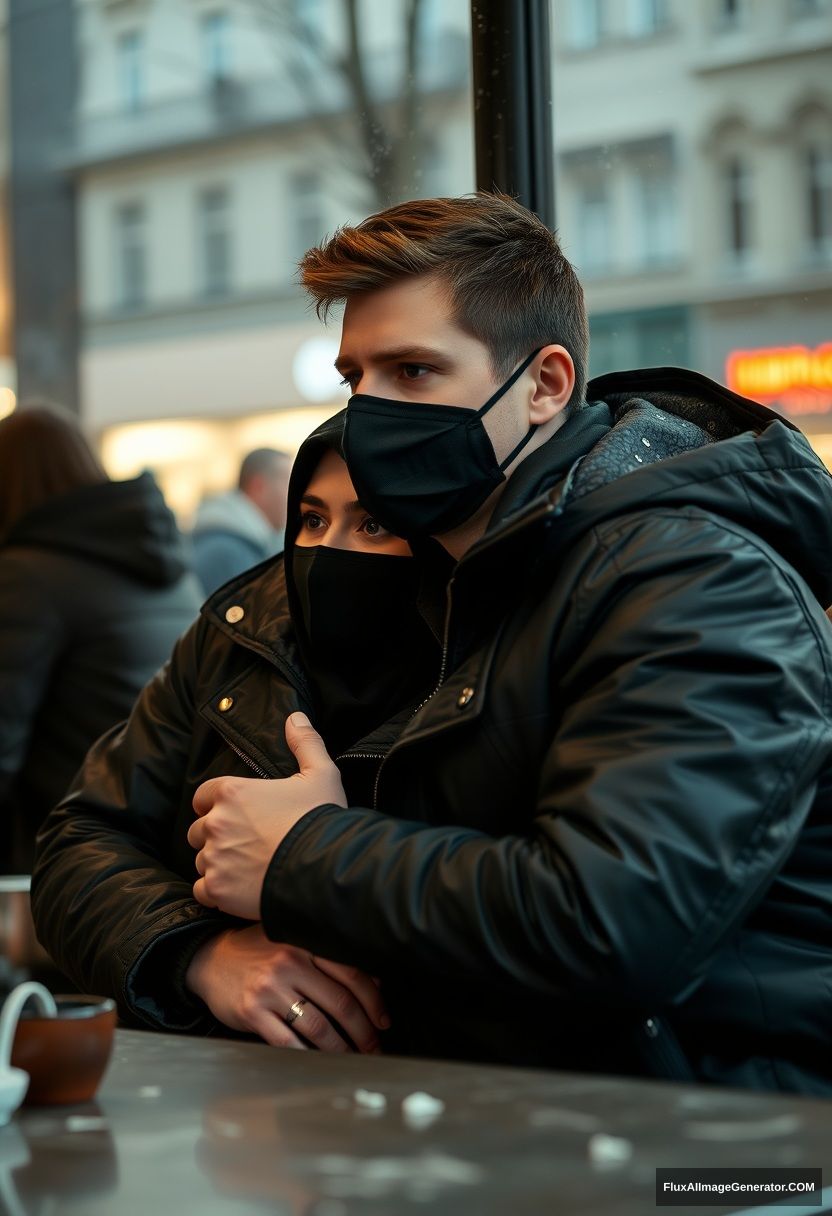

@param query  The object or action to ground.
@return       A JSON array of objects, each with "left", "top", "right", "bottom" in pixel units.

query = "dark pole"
[
  {"left": 470, "top": 0, "right": 555, "bottom": 230},
  {"left": 8, "top": 0, "right": 80, "bottom": 413}
]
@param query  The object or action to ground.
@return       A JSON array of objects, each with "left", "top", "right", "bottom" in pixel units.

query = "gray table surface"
[{"left": 2, "top": 1028, "right": 831, "bottom": 1216}]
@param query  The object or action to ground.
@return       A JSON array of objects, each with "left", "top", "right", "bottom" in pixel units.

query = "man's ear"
[{"left": 529, "top": 345, "right": 575, "bottom": 425}]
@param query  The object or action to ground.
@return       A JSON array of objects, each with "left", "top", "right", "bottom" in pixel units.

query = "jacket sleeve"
[
  {"left": 31, "top": 618, "right": 233, "bottom": 1030},
  {"left": 259, "top": 511, "right": 832, "bottom": 1006},
  {"left": 0, "top": 554, "right": 66, "bottom": 795}
]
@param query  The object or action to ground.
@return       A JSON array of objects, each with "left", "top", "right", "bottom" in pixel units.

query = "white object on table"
[{"left": 0, "top": 981, "right": 57, "bottom": 1127}]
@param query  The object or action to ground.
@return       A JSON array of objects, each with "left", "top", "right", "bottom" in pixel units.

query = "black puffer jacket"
[
  {"left": 32, "top": 371, "right": 832, "bottom": 1093},
  {"left": 0, "top": 473, "right": 201, "bottom": 869}
]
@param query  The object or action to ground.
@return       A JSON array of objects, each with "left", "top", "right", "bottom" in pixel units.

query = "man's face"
[{"left": 335, "top": 276, "right": 530, "bottom": 466}]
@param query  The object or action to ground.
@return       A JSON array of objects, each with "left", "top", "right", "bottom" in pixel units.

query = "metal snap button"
[
  {"left": 218, "top": 696, "right": 234, "bottom": 712},
  {"left": 457, "top": 687, "right": 475, "bottom": 708},
  {"left": 225, "top": 605, "right": 245, "bottom": 624}
]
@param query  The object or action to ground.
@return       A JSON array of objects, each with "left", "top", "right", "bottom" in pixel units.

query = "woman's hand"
[{"left": 185, "top": 924, "right": 388, "bottom": 1052}]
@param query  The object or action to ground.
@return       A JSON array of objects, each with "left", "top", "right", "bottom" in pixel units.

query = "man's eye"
[
  {"left": 401, "top": 364, "right": 429, "bottom": 381},
  {"left": 339, "top": 375, "right": 358, "bottom": 391}
]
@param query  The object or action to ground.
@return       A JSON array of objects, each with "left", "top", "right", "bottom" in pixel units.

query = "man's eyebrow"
[
  {"left": 334, "top": 345, "right": 451, "bottom": 373},
  {"left": 301, "top": 493, "right": 362, "bottom": 512}
]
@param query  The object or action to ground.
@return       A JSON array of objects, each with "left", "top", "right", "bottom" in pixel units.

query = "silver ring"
[{"left": 285, "top": 998, "right": 307, "bottom": 1027}]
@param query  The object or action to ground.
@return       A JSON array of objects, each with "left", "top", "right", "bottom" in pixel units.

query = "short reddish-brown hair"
[{"left": 299, "top": 192, "right": 589, "bottom": 408}]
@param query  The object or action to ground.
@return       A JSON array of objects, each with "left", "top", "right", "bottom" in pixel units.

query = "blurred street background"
[{"left": 0, "top": 0, "right": 830, "bottom": 521}]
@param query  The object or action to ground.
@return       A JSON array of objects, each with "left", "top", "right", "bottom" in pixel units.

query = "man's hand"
[
  {"left": 185, "top": 924, "right": 388, "bottom": 1051},
  {"left": 188, "top": 712, "right": 346, "bottom": 919}
]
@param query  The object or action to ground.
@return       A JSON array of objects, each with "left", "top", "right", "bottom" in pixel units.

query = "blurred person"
[
  {"left": 32, "top": 416, "right": 438, "bottom": 1051},
  {"left": 184, "top": 193, "right": 832, "bottom": 1095},
  {"left": 192, "top": 448, "right": 291, "bottom": 596},
  {"left": 0, "top": 403, "right": 202, "bottom": 872}
]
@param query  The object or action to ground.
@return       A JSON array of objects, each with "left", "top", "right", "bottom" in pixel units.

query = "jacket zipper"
[
  {"left": 366, "top": 496, "right": 559, "bottom": 811},
  {"left": 225, "top": 735, "right": 271, "bottom": 779},
  {"left": 370, "top": 575, "right": 456, "bottom": 809}
]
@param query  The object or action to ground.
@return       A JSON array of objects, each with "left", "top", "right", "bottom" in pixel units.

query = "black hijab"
[{"left": 284, "top": 412, "right": 440, "bottom": 757}]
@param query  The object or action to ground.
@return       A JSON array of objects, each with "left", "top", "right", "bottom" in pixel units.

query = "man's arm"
[{"left": 254, "top": 512, "right": 831, "bottom": 1005}]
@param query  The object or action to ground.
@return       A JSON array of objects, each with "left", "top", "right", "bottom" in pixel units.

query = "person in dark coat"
[
  {"left": 177, "top": 193, "right": 832, "bottom": 1095},
  {"left": 0, "top": 404, "right": 202, "bottom": 871},
  {"left": 31, "top": 417, "right": 437, "bottom": 1051}
]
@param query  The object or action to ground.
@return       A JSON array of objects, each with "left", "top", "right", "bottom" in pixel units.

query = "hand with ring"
[{"left": 185, "top": 924, "right": 389, "bottom": 1052}]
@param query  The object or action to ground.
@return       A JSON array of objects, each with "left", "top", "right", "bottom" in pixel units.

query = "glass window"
[
  {"left": 117, "top": 29, "right": 143, "bottom": 114},
  {"left": 290, "top": 172, "right": 325, "bottom": 263},
  {"left": 198, "top": 186, "right": 232, "bottom": 296},
  {"left": 725, "top": 156, "right": 753, "bottom": 259},
  {"left": 201, "top": 11, "right": 231, "bottom": 83},
  {"left": 577, "top": 180, "right": 612, "bottom": 275},
  {"left": 628, "top": 0, "right": 670, "bottom": 37},
  {"left": 114, "top": 202, "right": 146, "bottom": 309},
  {"left": 790, "top": 0, "right": 826, "bottom": 19},
  {"left": 636, "top": 170, "right": 678, "bottom": 266},
  {"left": 807, "top": 146, "right": 832, "bottom": 255},
  {"left": 286, "top": 0, "right": 324, "bottom": 46},
  {"left": 567, "top": 0, "right": 606, "bottom": 49},
  {"left": 716, "top": 0, "right": 745, "bottom": 29}
]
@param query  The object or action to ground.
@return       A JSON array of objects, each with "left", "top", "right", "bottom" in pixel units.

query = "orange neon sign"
[{"left": 726, "top": 343, "right": 832, "bottom": 415}]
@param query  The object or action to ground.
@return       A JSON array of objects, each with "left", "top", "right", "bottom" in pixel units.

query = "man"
[
  {"left": 192, "top": 448, "right": 290, "bottom": 596},
  {"left": 186, "top": 194, "right": 832, "bottom": 1092}
]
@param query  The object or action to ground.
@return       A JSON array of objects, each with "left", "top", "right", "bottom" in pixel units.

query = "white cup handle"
[{"left": 0, "top": 983, "right": 57, "bottom": 1071}]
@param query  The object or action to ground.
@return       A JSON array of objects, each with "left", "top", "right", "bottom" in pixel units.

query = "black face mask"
[
  {"left": 290, "top": 544, "right": 437, "bottom": 754},
  {"left": 342, "top": 350, "right": 540, "bottom": 541}
]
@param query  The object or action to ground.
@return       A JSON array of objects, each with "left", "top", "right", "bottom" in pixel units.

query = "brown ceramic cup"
[{"left": 11, "top": 994, "right": 117, "bottom": 1105}]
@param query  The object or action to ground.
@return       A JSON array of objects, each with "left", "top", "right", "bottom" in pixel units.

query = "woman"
[
  {"left": 0, "top": 404, "right": 202, "bottom": 872},
  {"left": 32, "top": 412, "right": 439, "bottom": 1051}
]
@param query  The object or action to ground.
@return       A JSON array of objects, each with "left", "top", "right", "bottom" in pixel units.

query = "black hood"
[
  {"left": 477, "top": 367, "right": 832, "bottom": 612},
  {"left": 282, "top": 409, "right": 348, "bottom": 634},
  {"left": 4, "top": 472, "right": 190, "bottom": 588}
]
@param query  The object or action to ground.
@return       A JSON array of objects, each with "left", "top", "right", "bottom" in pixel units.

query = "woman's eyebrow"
[{"left": 301, "top": 493, "right": 362, "bottom": 512}]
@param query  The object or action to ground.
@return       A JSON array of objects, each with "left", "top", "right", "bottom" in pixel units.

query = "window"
[
  {"left": 576, "top": 179, "right": 612, "bottom": 274},
  {"left": 628, "top": 0, "right": 669, "bottom": 37},
  {"left": 724, "top": 156, "right": 753, "bottom": 259},
  {"left": 567, "top": 0, "right": 606, "bottom": 49},
  {"left": 790, "top": 0, "right": 826, "bottom": 19},
  {"left": 636, "top": 170, "right": 678, "bottom": 266},
  {"left": 117, "top": 29, "right": 144, "bottom": 113},
  {"left": 198, "top": 187, "right": 232, "bottom": 296},
  {"left": 716, "top": 0, "right": 744, "bottom": 29},
  {"left": 291, "top": 172, "right": 325, "bottom": 261},
  {"left": 115, "top": 202, "right": 146, "bottom": 309},
  {"left": 807, "top": 146, "right": 832, "bottom": 254},
  {"left": 201, "top": 10, "right": 231, "bottom": 83},
  {"left": 287, "top": 0, "right": 324, "bottom": 44}
]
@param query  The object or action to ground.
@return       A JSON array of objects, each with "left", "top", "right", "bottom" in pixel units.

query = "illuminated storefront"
[{"left": 725, "top": 341, "right": 832, "bottom": 469}]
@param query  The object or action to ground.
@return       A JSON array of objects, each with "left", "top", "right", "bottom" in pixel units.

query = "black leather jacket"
[{"left": 33, "top": 370, "right": 832, "bottom": 1093}]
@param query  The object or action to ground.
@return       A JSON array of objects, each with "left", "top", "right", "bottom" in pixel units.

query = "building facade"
[
  {"left": 553, "top": 0, "right": 832, "bottom": 456},
  {"left": 72, "top": 0, "right": 473, "bottom": 517}
]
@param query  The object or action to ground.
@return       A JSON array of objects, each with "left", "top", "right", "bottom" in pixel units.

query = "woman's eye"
[
  {"left": 361, "top": 518, "right": 384, "bottom": 537},
  {"left": 301, "top": 512, "right": 325, "bottom": 531}
]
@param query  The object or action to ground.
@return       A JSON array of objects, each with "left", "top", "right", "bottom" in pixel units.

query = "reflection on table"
[{"left": 4, "top": 1028, "right": 832, "bottom": 1215}]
